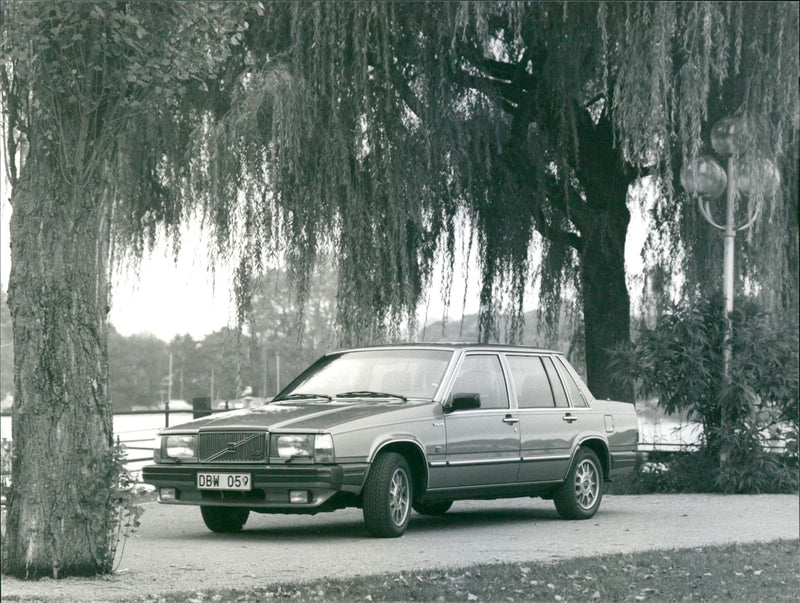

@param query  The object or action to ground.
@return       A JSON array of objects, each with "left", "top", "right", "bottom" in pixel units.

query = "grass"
[{"left": 137, "top": 539, "right": 799, "bottom": 603}]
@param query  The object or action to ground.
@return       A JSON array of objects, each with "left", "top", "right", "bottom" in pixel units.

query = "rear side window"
[
  {"left": 556, "top": 357, "right": 589, "bottom": 407},
  {"left": 507, "top": 356, "right": 555, "bottom": 408},
  {"left": 542, "top": 357, "right": 569, "bottom": 408},
  {"left": 451, "top": 354, "right": 509, "bottom": 409}
]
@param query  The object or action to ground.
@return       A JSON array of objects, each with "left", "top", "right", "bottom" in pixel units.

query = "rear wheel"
[
  {"left": 200, "top": 506, "right": 250, "bottom": 533},
  {"left": 412, "top": 500, "right": 453, "bottom": 516},
  {"left": 554, "top": 448, "right": 603, "bottom": 520},
  {"left": 363, "top": 452, "right": 412, "bottom": 537}
]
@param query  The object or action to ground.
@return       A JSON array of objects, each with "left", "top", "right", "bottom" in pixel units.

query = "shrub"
[{"left": 611, "top": 294, "right": 798, "bottom": 494}]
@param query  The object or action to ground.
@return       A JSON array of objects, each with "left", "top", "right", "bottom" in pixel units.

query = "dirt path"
[{"left": 1, "top": 494, "right": 798, "bottom": 602}]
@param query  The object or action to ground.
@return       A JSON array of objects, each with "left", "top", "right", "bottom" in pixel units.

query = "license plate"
[{"left": 197, "top": 472, "right": 252, "bottom": 491}]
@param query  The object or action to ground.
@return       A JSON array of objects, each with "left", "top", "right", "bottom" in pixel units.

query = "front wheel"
[
  {"left": 554, "top": 448, "right": 603, "bottom": 520},
  {"left": 363, "top": 452, "right": 412, "bottom": 537},
  {"left": 200, "top": 506, "right": 250, "bottom": 533}
]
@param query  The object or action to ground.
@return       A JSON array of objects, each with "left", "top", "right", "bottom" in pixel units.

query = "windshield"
[{"left": 279, "top": 349, "right": 453, "bottom": 400}]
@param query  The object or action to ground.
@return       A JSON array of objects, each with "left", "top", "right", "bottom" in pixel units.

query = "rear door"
[
  {"left": 507, "top": 354, "right": 577, "bottom": 483},
  {"left": 441, "top": 353, "right": 520, "bottom": 487}
]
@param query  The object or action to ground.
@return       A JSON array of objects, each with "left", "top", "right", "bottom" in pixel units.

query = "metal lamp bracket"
[{"left": 696, "top": 195, "right": 761, "bottom": 233}]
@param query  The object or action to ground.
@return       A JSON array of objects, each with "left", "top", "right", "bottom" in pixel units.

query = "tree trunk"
[
  {"left": 576, "top": 113, "right": 635, "bottom": 403},
  {"left": 580, "top": 211, "right": 634, "bottom": 402},
  {"left": 2, "top": 168, "right": 115, "bottom": 578}
]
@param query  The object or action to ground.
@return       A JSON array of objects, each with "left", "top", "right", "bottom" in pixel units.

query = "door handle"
[
  {"left": 502, "top": 415, "right": 519, "bottom": 424},
  {"left": 562, "top": 413, "right": 578, "bottom": 423}
]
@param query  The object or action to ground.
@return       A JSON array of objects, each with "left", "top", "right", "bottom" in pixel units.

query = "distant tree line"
[{"left": 107, "top": 265, "right": 337, "bottom": 411}]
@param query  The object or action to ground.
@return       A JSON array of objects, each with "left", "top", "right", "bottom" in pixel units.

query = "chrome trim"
[
  {"left": 521, "top": 454, "right": 571, "bottom": 462},
  {"left": 445, "top": 457, "right": 520, "bottom": 466}
]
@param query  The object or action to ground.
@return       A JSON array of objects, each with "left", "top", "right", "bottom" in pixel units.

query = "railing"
[
  {"left": 112, "top": 407, "right": 239, "bottom": 480},
  {"left": 0, "top": 406, "right": 242, "bottom": 488},
  {"left": 2, "top": 407, "right": 794, "bottom": 491}
]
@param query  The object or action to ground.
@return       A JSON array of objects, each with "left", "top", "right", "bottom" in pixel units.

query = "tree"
[
  {"left": 1, "top": 1, "right": 245, "bottom": 577},
  {"left": 218, "top": 2, "right": 796, "bottom": 401},
  {"left": 108, "top": 326, "right": 168, "bottom": 411},
  {"left": 248, "top": 263, "right": 338, "bottom": 395}
]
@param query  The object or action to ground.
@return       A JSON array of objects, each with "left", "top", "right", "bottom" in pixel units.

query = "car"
[{"left": 142, "top": 344, "right": 639, "bottom": 537}]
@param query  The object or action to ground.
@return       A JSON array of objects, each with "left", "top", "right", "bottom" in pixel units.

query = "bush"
[{"left": 611, "top": 294, "right": 798, "bottom": 494}]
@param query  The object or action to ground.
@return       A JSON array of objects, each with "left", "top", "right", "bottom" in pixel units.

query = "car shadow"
[{"left": 182, "top": 504, "right": 564, "bottom": 542}]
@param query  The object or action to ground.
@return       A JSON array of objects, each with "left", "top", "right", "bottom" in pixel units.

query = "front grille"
[{"left": 197, "top": 431, "right": 267, "bottom": 463}]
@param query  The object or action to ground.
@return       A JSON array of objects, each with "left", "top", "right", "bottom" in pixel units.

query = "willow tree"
[
  {"left": 0, "top": 1, "right": 246, "bottom": 577},
  {"left": 217, "top": 2, "right": 797, "bottom": 401}
]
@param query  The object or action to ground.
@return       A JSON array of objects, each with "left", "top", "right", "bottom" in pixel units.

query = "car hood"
[{"left": 160, "top": 399, "right": 431, "bottom": 434}]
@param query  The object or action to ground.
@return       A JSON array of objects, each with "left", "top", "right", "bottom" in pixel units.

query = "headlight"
[
  {"left": 163, "top": 435, "right": 196, "bottom": 459},
  {"left": 271, "top": 433, "right": 334, "bottom": 463}
]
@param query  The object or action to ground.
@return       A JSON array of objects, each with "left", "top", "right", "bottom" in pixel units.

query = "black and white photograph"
[{"left": 0, "top": 2, "right": 797, "bottom": 602}]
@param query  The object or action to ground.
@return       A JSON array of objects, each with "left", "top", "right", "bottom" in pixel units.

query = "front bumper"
[{"left": 142, "top": 462, "right": 369, "bottom": 512}]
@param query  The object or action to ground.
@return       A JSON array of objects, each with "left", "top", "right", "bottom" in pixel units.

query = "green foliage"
[
  {"left": 608, "top": 451, "right": 719, "bottom": 495},
  {"left": 106, "top": 442, "right": 145, "bottom": 572},
  {"left": 611, "top": 294, "right": 799, "bottom": 493}
]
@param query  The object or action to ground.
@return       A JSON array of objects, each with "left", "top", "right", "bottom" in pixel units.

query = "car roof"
[{"left": 332, "top": 342, "right": 562, "bottom": 355}]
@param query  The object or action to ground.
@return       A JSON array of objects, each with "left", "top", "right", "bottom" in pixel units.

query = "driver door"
[{"left": 441, "top": 353, "right": 520, "bottom": 487}]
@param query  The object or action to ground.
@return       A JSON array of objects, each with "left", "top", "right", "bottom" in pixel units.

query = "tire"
[
  {"left": 554, "top": 448, "right": 603, "bottom": 520},
  {"left": 412, "top": 500, "right": 453, "bottom": 516},
  {"left": 200, "top": 506, "right": 250, "bottom": 533},
  {"left": 362, "top": 452, "right": 413, "bottom": 537}
]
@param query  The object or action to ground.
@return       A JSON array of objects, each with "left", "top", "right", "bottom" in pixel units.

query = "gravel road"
[{"left": 2, "top": 494, "right": 798, "bottom": 602}]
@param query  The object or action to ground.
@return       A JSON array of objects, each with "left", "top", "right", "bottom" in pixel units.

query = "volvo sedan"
[{"left": 143, "top": 344, "right": 639, "bottom": 537}]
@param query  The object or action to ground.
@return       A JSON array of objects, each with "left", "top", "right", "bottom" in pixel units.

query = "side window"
[
  {"left": 556, "top": 357, "right": 588, "bottom": 407},
  {"left": 450, "top": 354, "right": 509, "bottom": 410},
  {"left": 507, "top": 356, "right": 555, "bottom": 408},
  {"left": 542, "top": 357, "right": 569, "bottom": 408}
]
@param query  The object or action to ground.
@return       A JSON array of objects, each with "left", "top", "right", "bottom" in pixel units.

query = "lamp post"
[{"left": 680, "top": 116, "right": 780, "bottom": 376}]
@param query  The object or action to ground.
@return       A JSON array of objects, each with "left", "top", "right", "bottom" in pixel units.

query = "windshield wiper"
[
  {"left": 335, "top": 390, "right": 407, "bottom": 401},
  {"left": 274, "top": 393, "right": 332, "bottom": 402}
]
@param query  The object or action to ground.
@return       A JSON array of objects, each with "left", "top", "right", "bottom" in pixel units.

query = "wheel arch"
[
  {"left": 574, "top": 437, "right": 610, "bottom": 480},
  {"left": 367, "top": 439, "right": 429, "bottom": 500}
]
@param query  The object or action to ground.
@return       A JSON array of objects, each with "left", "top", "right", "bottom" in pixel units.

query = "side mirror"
[{"left": 445, "top": 393, "right": 481, "bottom": 413}]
